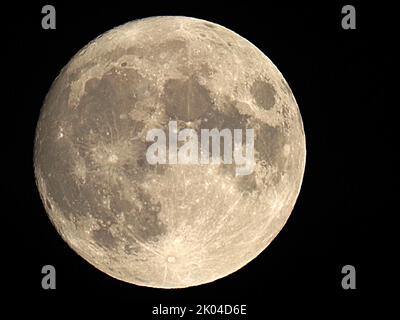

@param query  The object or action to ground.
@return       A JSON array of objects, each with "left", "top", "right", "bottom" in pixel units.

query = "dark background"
[{"left": 3, "top": 1, "right": 394, "bottom": 316}]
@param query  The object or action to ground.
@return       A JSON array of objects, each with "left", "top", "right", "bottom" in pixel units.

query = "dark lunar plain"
[{"left": 2, "top": 0, "right": 394, "bottom": 316}]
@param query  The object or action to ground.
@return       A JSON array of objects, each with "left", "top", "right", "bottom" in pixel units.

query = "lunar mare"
[{"left": 34, "top": 16, "right": 306, "bottom": 288}]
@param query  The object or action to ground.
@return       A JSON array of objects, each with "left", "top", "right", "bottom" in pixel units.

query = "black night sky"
[{"left": 3, "top": 1, "right": 394, "bottom": 316}]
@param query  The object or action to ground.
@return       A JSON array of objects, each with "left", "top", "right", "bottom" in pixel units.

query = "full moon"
[{"left": 34, "top": 16, "right": 306, "bottom": 288}]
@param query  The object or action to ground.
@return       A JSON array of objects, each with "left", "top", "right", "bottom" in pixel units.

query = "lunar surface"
[{"left": 34, "top": 16, "right": 306, "bottom": 288}]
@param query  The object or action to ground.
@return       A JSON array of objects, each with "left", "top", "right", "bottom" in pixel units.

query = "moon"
[{"left": 34, "top": 16, "right": 306, "bottom": 288}]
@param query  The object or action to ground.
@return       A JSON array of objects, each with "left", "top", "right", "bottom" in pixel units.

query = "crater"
[
  {"left": 250, "top": 80, "right": 276, "bottom": 110},
  {"left": 167, "top": 256, "right": 176, "bottom": 263},
  {"left": 45, "top": 198, "right": 52, "bottom": 211}
]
